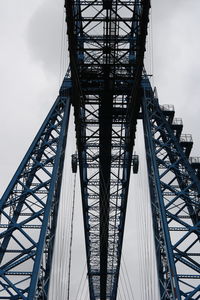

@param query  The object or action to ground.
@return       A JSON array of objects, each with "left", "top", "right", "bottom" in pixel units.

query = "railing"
[
  {"left": 172, "top": 118, "right": 183, "bottom": 125},
  {"left": 189, "top": 157, "right": 200, "bottom": 164},
  {"left": 180, "top": 134, "right": 193, "bottom": 143},
  {"left": 160, "top": 104, "right": 175, "bottom": 111}
]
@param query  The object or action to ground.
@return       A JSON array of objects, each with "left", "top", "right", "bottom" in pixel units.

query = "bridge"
[{"left": 0, "top": 1, "right": 200, "bottom": 299}]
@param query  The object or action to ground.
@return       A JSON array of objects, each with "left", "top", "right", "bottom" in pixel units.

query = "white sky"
[{"left": 0, "top": 0, "right": 200, "bottom": 299}]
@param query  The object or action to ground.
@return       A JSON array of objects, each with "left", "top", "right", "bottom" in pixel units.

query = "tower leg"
[
  {"left": 0, "top": 78, "right": 71, "bottom": 299},
  {"left": 142, "top": 76, "right": 200, "bottom": 299}
]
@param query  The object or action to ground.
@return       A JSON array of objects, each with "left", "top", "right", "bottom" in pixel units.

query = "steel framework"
[
  {"left": 65, "top": 0, "right": 150, "bottom": 299},
  {"left": 142, "top": 77, "right": 200, "bottom": 300},
  {"left": 0, "top": 0, "right": 200, "bottom": 299},
  {"left": 0, "top": 79, "right": 71, "bottom": 299}
]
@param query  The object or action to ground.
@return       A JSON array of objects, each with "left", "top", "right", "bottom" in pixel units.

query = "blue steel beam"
[
  {"left": 0, "top": 77, "right": 71, "bottom": 299},
  {"left": 142, "top": 75, "right": 200, "bottom": 300}
]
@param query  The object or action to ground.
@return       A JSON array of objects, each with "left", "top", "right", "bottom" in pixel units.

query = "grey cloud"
[
  {"left": 151, "top": 0, "right": 200, "bottom": 155},
  {"left": 26, "top": 0, "right": 66, "bottom": 77}
]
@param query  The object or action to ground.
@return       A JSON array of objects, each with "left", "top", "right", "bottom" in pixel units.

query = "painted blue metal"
[
  {"left": 142, "top": 75, "right": 200, "bottom": 300},
  {"left": 1, "top": 1, "right": 199, "bottom": 299},
  {"left": 0, "top": 77, "right": 71, "bottom": 299}
]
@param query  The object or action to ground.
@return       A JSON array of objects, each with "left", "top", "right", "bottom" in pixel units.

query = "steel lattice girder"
[
  {"left": 142, "top": 76, "right": 200, "bottom": 300},
  {"left": 65, "top": 0, "right": 150, "bottom": 299},
  {"left": 0, "top": 78, "right": 71, "bottom": 299}
]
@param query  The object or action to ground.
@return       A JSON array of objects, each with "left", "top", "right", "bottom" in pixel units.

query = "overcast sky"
[{"left": 0, "top": 0, "right": 200, "bottom": 299}]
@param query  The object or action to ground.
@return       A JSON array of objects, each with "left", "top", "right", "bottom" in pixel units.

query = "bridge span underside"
[
  {"left": 0, "top": 1, "right": 200, "bottom": 299},
  {"left": 65, "top": 0, "right": 150, "bottom": 299}
]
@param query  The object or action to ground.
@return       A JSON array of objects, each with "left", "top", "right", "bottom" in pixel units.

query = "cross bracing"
[
  {"left": 0, "top": 79, "right": 71, "bottom": 299},
  {"left": 65, "top": 0, "right": 150, "bottom": 299},
  {"left": 142, "top": 76, "right": 200, "bottom": 299},
  {"left": 0, "top": 1, "right": 200, "bottom": 300}
]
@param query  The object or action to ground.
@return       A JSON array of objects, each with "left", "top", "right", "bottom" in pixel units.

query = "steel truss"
[
  {"left": 1, "top": 0, "right": 200, "bottom": 299},
  {"left": 65, "top": 0, "right": 150, "bottom": 299},
  {"left": 142, "top": 76, "right": 200, "bottom": 300},
  {"left": 0, "top": 78, "right": 71, "bottom": 299}
]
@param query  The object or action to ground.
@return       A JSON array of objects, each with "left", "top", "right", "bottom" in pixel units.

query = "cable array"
[
  {"left": 67, "top": 172, "right": 77, "bottom": 300},
  {"left": 48, "top": 115, "right": 81, "bottom": 299},
  {"left": 48, "top": 152, "right": 74, "bottom": 299},
  {"left": 134, "top": 124, "right": 160, "bottom": 300}
]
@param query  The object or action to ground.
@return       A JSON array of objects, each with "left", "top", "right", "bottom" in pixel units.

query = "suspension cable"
[{"left": 67, "top": 172, "right": 77, "bottom": 300}]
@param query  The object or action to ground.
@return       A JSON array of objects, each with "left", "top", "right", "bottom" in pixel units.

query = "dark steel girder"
[{"left": 65, "top": 0, "right": 150, "bottom": 299}]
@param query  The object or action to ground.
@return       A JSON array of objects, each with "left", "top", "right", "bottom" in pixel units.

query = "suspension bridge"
[{"left": 0, "top": 1, "right": 200, "bottom": 299}]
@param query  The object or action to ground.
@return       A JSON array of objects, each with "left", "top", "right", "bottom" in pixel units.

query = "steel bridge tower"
[{"left": 0, "top": 1, "right": 200, "bottom": 299}]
